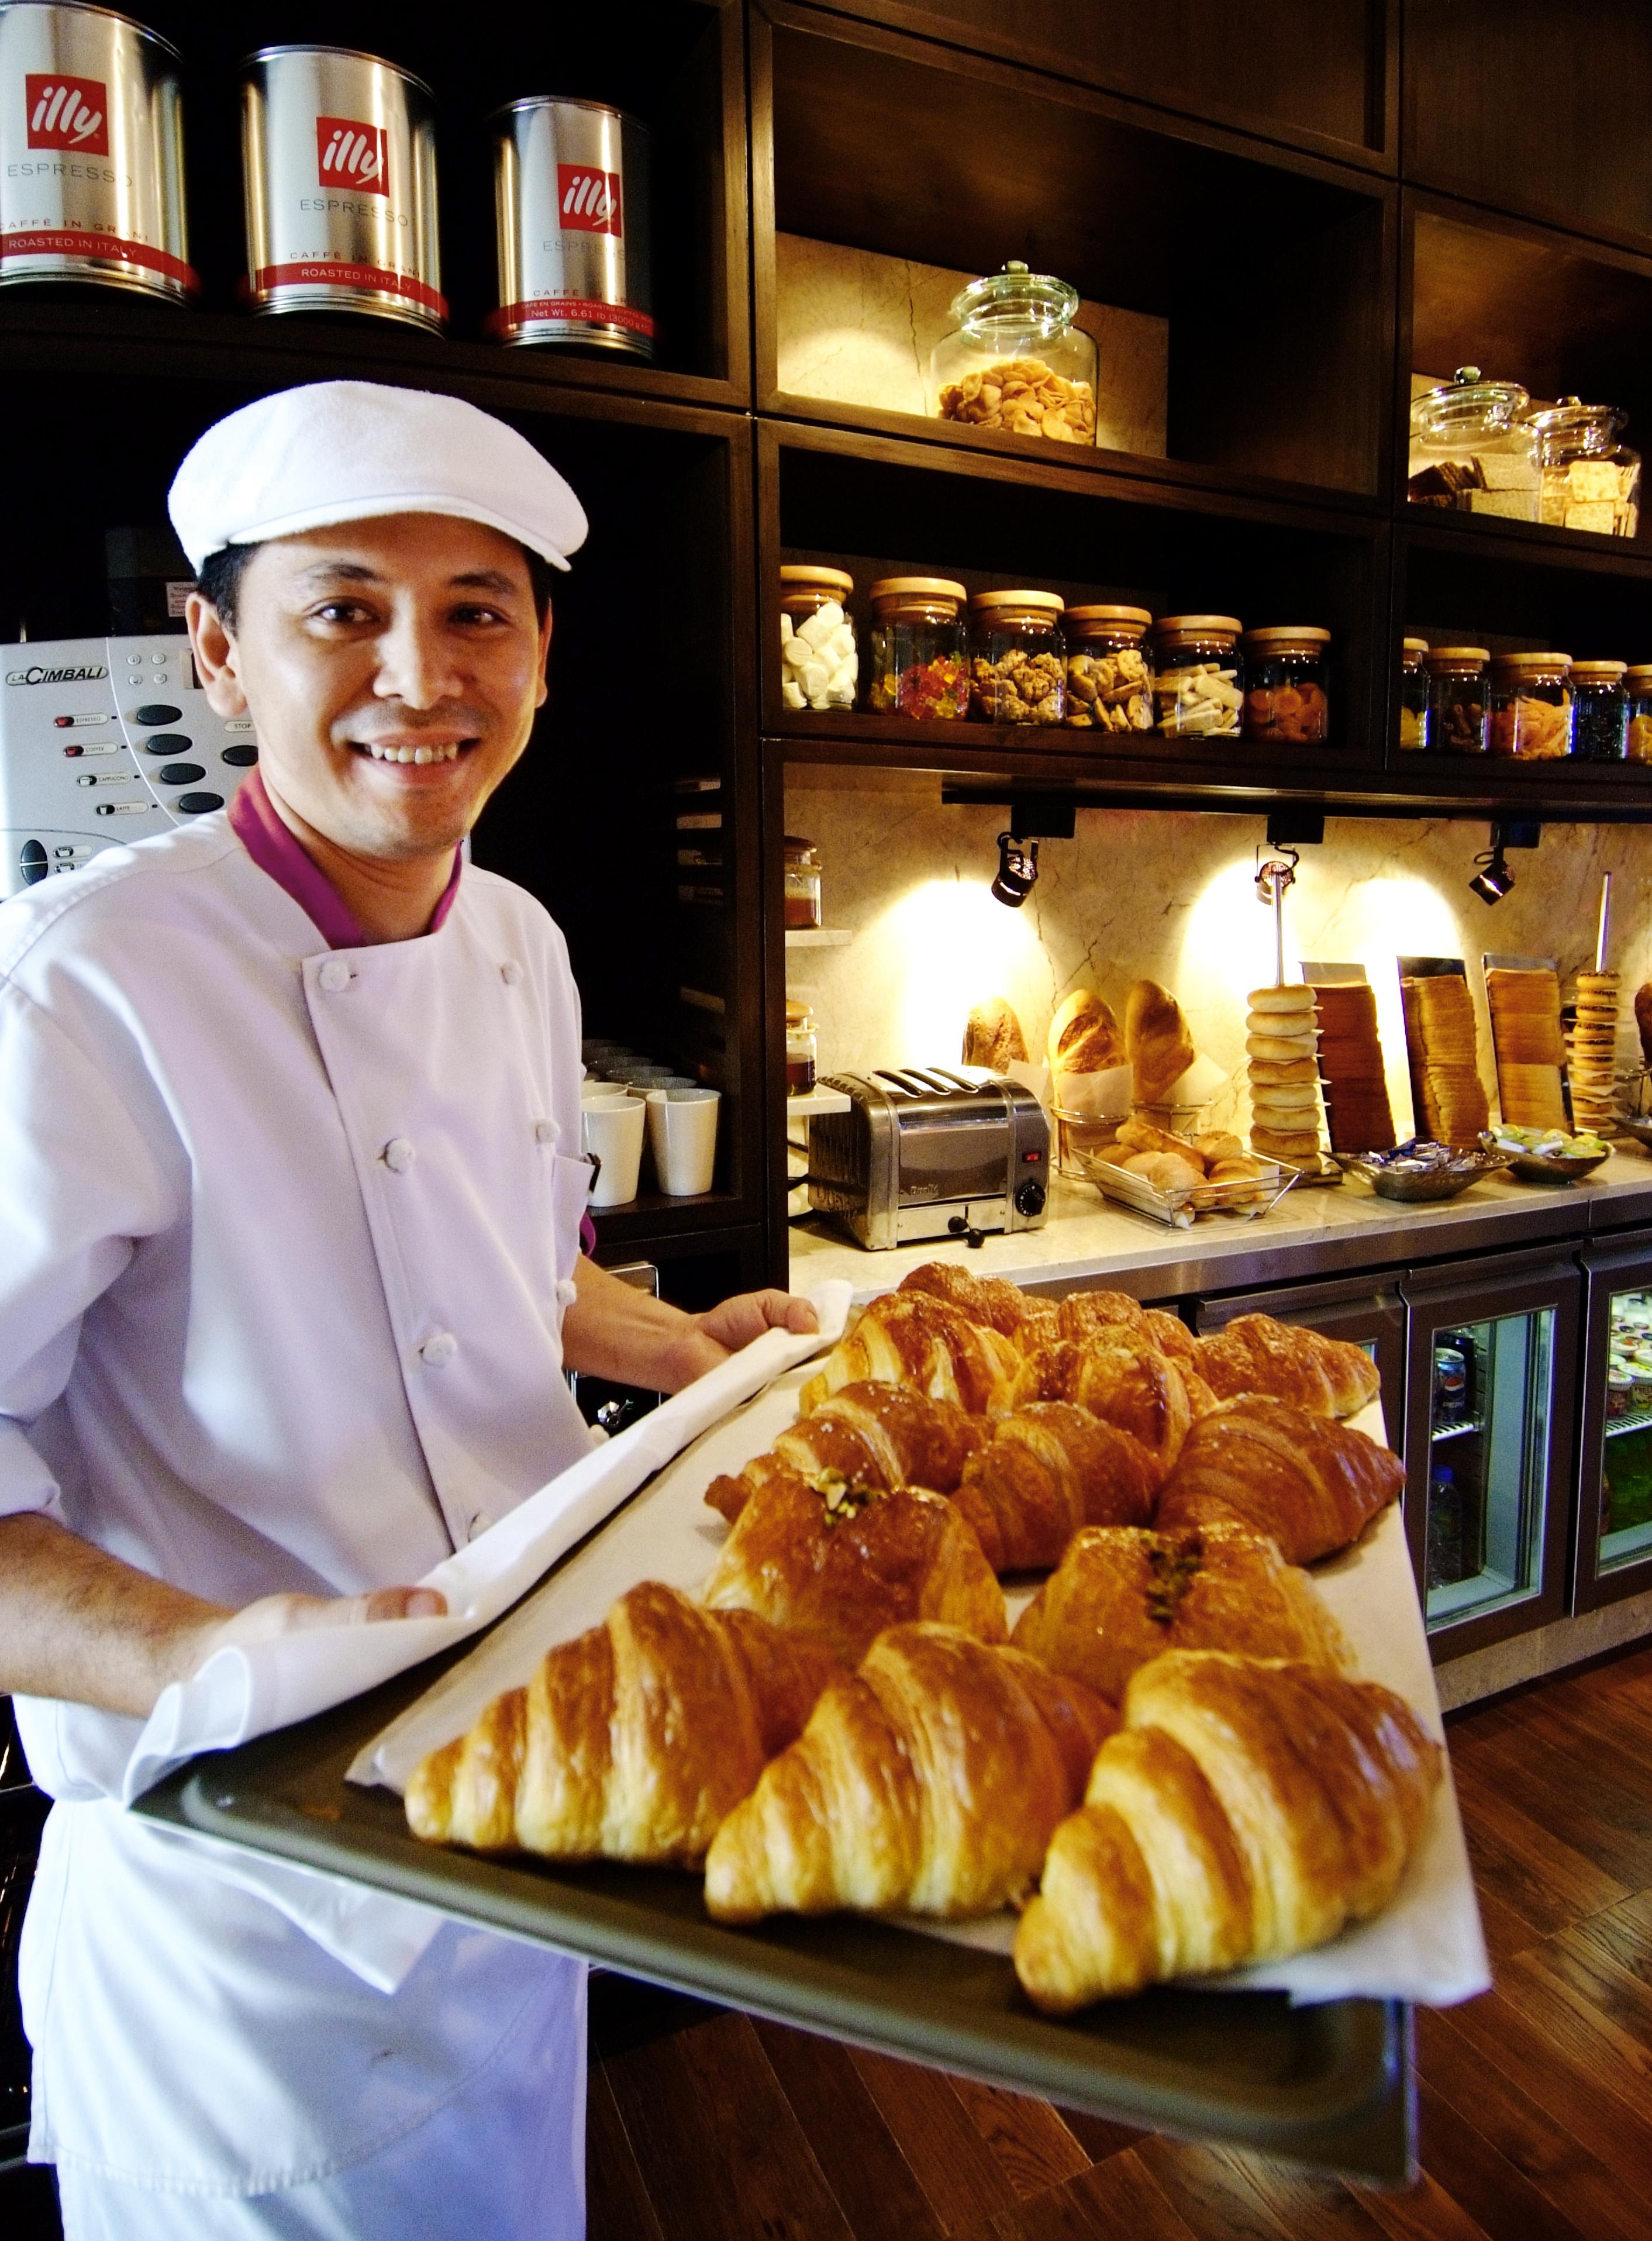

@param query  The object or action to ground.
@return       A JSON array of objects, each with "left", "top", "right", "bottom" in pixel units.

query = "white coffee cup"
[
  {"left": 582, "top": 1096, "right": 647, "bottom": 1206},
  {"left": 646, "top": 1085, "right": 720, "bottom": 1197},
  {"left": 581, "top": 1082, "right": 634, "bottom": 1109}
]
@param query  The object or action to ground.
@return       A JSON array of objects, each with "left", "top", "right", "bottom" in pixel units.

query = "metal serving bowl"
[
  {"left": 1615, "top": 1114, "right": 1652, "bottom": 1151},
  {"left": 1500, "top": 1147, "right": 1611, "bottom": 1185},
  {"left": 1334, "top": 1148, "right": 1511, "bottom": 1202}
]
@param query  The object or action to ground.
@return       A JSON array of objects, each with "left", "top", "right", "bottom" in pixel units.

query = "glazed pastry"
[
  {"left": 1008, "top": 1339, "right": 1210, "bottom": 1477},
  {"left": 1014, "top": 1650, "right": 1441, "bottom": 2008},
  {"left": 951, "top": 1402, "right": 1158, "bottom": 1572},
  {"left": 405, "top": 1583, "right": 839, "bottom": 1865},
  {"left": 1125, "top": 980, "right": 1196, "bottom": 1105},
  {"left": 1191, "top": 1313, "right": 1379, "bottom": 1419},
  {"left": 798, "top": 1291, "right": 1021, "bottom": 1416},
  {"left": 703, "top": 1624, "right": 1118, "bottom": 1923},
  {"left": 1154, "top": 1396, "right": 1403, "bottom": 1564},
  {"left": 705, "top": 1380, "right": 984, "bottom": 1523}
]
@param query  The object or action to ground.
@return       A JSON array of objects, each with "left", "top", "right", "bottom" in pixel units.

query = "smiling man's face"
[{"left": 188, "top": 512, "right": 551, "bottom": 863}]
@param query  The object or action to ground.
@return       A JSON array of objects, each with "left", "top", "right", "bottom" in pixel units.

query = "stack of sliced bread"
[
  {"left": 1312, "top": 981, "right": 1396, "bottom": 1153},
  {"left": 1246, "top": 985, "right": 1323, "bottom": 1164},
  {"left": 1570, "top": 971, "right": 1620, "bottom": 1131},
  {"left": 1399, "top": 974, "right": 1489, "bottom": 1147},
  {"left": 1485, "top": 968, "right": 1568, "bottom": 1130}
]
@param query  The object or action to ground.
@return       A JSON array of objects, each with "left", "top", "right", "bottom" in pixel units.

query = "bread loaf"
[
  {"left": 1047, "top": 991, "right": 1125, "bottom": 1075},
  {"left": 1125, "top": 980, "right": 1196, "bottom": 1104},
  {"left": 963, "top": 997, "right": 1029, "bottom": 1072}
]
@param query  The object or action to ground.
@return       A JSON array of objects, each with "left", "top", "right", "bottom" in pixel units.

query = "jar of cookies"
[
  {"left": 1064, "top": 606, "right": 1153, "bottom": 732},
  {"left": 1151, "top": 616, "right": 1243, "bottom": 738},
  {"left": 1626, "top": 667, "right": 1652, "bottom": 763},
  {"left": 1571, "top": 661, "right": 1630, "bottom": 761},
  {"left": 1399, "top": 639, "right": 1430, "bottom": 751},
  {"left": 930, "top": 262, "right": 1098, "bottom": 447},
  {"left": 1526, "top": 397, "right": 1641, "bottom": 538},
  {"left": 1241, "top": 627, "right": 1330, "bottom": 744},
  {"left": 968, "top": 591, "right": 1065, "bottom": 724},
  {"left": 1489, "top": 653, "right": 1574, "bottom": 759},
  {"left": 866, "top": 578, "right": 970, "bottom": 720},
  {"left": 1424, "top": 646, "right": 1489, "bottom": 755},
  {"left": 778, "top": 566, "right": 857, "bottom": 711}
]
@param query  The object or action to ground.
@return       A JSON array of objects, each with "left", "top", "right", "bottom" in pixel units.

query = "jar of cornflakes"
[
  {"left": 968, "top": 591, "right": 1065, "bottom": 723},
  {"left": 1241, "top": 626, "right": 1330, "bottom": 744},
  {"left": 867, "top": 578, "right": 970, "bottom": 719},
  {"left": 1489, "top": 653, "right": 1574, "bottom": 760},
  {"left": 930, "top": 263, "right": 1098, "bottom": 447},
  {"left": 1064, "top": 606, "right": 1153, "bottom": 732}
]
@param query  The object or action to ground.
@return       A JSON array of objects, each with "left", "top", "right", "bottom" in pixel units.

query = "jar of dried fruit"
[
  {"left": 1064, "top": 606, "right": 1153, "bottom": 732},
  {"left": 779, "top": 566, "right": 857, "bottom": 711},
  {"left": 1241, "top": 626, "right": 1330, "bottom": 744},
  {"left": 1489, "top": 653, "right": 1574, "bottom": 759},
  {"left": 1399, "top": 638, "right": 1430, "bottom": 751},
  {"left": 1423, "top": 647, "right": 1489, "bottom": 755},
  {"left": 1151, "top": 616, "right": 1243, "bottom": 739},
  {"left": 1571, "top": 661, "right": 1630, "bottom": 761},
  {"left": 930, "top": 262, "right": 1098, "bottom": 447},
  {"left": 968, "top": 591, "right": 1065, "bottom": 723},
  {"left": 867, "top": 577, "right": 970, "bottom": 720},
  {"left": 1626, "top": 667, "right": 1652, "bottom": 764},
  {"left": 782, "top": 837, "right": 822, "bottom": 930},
  {"left": 1525, "top": 397, "right": 1641, "bottom": 538}
]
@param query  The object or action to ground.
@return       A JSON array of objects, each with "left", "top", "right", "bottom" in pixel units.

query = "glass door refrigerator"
[
  {"left": 1401, "top": 1248, "right": 1579, "bottom": 1662},
  {"left": 1572, "top": 1237, "right": 1652, "bottom": 1613},
  {"left": 1192, "top": 1274, "right": 1407, "bottom": 1447}
]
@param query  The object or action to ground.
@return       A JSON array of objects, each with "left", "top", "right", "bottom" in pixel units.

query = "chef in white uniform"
[{"left": 0, "top": 380, "right": 818, "bottom": 2239}]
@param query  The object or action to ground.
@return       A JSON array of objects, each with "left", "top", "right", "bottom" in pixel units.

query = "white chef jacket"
[{"left": 0, "top": 812, "right": 597, "bottom": 2192}]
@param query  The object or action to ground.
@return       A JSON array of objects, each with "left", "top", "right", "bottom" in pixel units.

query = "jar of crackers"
[
  {"left": 1241, "top": 626, "right": 1330, "bottom": 744},
  {"left": 1064, "top": 606, "right": 1153, "bottom": 732},
  {"left": 968, "top": 591, "right": 1066, "bottom": 723},
  {"left": 1571, "top": 661, "right": 1630, "bottom": 762},
  {"left": 867, "top": 578, "right": 970, "bottom": 720},
  {"left": 1488, "top": 652, "right": 1574, "bottom": 759},
  {"left": 1626, "top": 667, "right": 1652, "bottom": 764},
  {"left": 1526, "top": 397, "right": 1641, "bottom": 539},
  {"left": 1399, "top": 639, "right": 1430, "bottom": 751},
  {"left": 1424, "top": 646, "right": 1489, "bottom": 755},
  {"left": 1151, "top": 616, "right": 1243, "bottom": 738},
  {"left": 930, "top": 263, "right": 1098, "bottom": 447},
  {"left": 1408, "top": 366, "right": 1537, "bottom": 518}
]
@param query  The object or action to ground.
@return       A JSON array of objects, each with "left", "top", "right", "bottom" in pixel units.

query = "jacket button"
[
  {"left": 318, "top": 958, "right": 353, "bottom": 992},
  {"left": 420, "top": 1332, "right": 458, "bottom": 1367},
  {"left": 555, "top": 1277, "right": 578, "bottom": 1308},
  {"left": 500, "top": 960, "right": 523, "bottom": 986},
  {"left": 466, "top": 1513, "right": 488, "bottom": 1543},
  {"left": 383, "top": 1137, "right": 416, "bottom": 1173},
  {"left": 534, "top": 1119, "right": 558, "bottom": 1145}
]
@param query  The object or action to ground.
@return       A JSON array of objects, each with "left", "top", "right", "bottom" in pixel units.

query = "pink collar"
[{"left": 229, "top": 766, "right": 462, "bottom": 948}]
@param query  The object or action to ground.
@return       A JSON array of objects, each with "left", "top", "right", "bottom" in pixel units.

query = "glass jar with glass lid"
[
  {"left": 1489, "top": 653, "right": 1574, "bottom": 760},
  {"left": 968, "top": 591, "right": 1066, "bottom": 723},
  {"left": 778, "top": 566, "right": 857, "bottom": 710},
  {"left": 1424, "top": 646, "right": 1489, "bottom": 755},
  {"left": 1409, "top": 366, "right": 1538, "bottom": 519},
  {"left": 1525, "top": 397, "right": 1641, "bottom": 537},
  {"left": 1064, "top": 606, "right": 1153, "bottom": 732},
  {"left": 1571, "top": 661, "right": 1630, "bottom": 761},
  {"left": 867, "top": 577, "right": 970, "bottom": 719},
  {"left": 1399, "top": 638, "right": 1431, "bottom": 751},
  {"left": 1241, "top": 626, "right": 1330, "bottom": 743},
  {"left": 1626, "top": 668, "right": 1652, "bottom": 764},
  {"left": 1151, "top": 616, "right": 1243, "bottom": 738},
  {"left": 930, "top": 262, "right": 1098, "bottom": 447}
]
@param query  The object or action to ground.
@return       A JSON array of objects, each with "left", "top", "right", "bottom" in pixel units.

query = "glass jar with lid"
[
  {"left": 930, "top": 262, "right": 1098, "bottom": 447},
  {"left": 1489, "top": 653, "right": 1574, "bottom": 759},
  {"left": 1409, "top": 366, "right": 1539, "bottom": 519},
  {"left": 785, "top": 1000, "right": 818, "bottom": 1096},
  {"left": 1571, "top": 661, "right": 1630, "bottom": 761},
  {"left": 782, "top": 836, "right": 822, "bottom": 930},
  {"left": 1626, "top": 667, "right": 1652, "bottom": 764},
  {"left": 1241, "top": 626, "right": 1330, "bottom": 744},
  {"left": 1151, "top": 616, "right": 1243, "bottom": 737},
  {"left": 779, "top": 566, "right": 857, "bottom": 711},
  {"left": 1424, "top": 647, "right": 1489, "bottom": 755},
  {"left": 1399, "top": 638, "right": 1431, "bottom": 751},
  {"left": 1064, "top": 606, "right": 1153, "bottom": 732},
  {"left": 968, "top": 591, "right": 1065, "bottom": 723},
  {"left": 1526, "top": 397, "right": 1641, "bottom": 537},
  {"left": 867, "top": 577, "right": 970, "bottom": 719}
]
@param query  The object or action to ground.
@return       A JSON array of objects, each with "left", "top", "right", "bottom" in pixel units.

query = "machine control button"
[
  {"left": 95, "top": 802, "right": 150, "bottom": 816},
  {"left": 19, "top": 840, "right": 47, "bottom": 884},
  {"left": 131, "top": 702, "right": 181, "bottom": 726},
  {"left": 175, "top": 791, "right": 223, "bottom": 815},
  {"left": 220, "top": 744, "right": 258, "bottom": 767},
  {"left": 157, "top": 763, "right": 205, "bottom": 785},
  {"left": 141, "top": 732, "right": 190, "bottom": 754},
  {"left": 1014, "top": 1179, "right": 1047, "bottom": 1217}
]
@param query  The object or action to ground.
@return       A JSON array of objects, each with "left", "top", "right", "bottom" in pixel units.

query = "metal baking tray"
[{"left": 134, "top": 1649, "right": 1410, "bottom": 2181}]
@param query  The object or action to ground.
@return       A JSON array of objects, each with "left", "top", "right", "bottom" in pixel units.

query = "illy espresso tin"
[
  {"left": 241, "top": 45, "right": 443, "bottom": 330},
  {"left": 488, "top": 98, "right": 651, "bottom": 358},
  {"left": 0, "top": 1, "right": 194, "bottom": 301}
]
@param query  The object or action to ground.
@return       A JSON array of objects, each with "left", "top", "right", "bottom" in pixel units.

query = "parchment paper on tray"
[{"left": 357, "top": 1388, "right": 1490, "bottom": 2014}]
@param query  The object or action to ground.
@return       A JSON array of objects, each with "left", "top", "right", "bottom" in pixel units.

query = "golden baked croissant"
[
  {"left": 1008, "top": 1339, "right": 1209, "bottom": 1477},
  {"left": 1051, "top": 1289, "right": 1151, "bottom": 1344},
  {"left": 951, "top": 1402, "right": 1157, "bottom": 1573},
  {"left": 405, "top": 1583, "right": 839, "bottom": 1866},
  {"left": 1010, "top": 1521, "right": 1350, "bottom": 1701},
  {"left": 1013, "top": 1650, "right": 1441, "bottom": 2009},
  {"left": 898, "top": 1261, "right": 1056, "bottom": 1345},
  {"left": 798, "top": 1291, "right": 1020, "bottom": 1416},
  {"left": 1143, "top": 1306, "right": 1199, "bottom": 1363},
  {"left": 1192, "top": 1312, "right": 1379, "bottom": 1419},
  {"left": 1153, "top": 1396, "right": 1403, "bottom": 1564},
  {"left": 705, "top": 1380, "right": 985, "bottom": 1523},
  {"left": 702, "top": 1474, "right": 1006, "bottom": 1666},
  {"left": 703, "top": 1624, "right": 1117, "bottom": 1923}
]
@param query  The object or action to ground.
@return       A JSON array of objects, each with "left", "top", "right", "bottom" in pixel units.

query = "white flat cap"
[{"left": 168, "top": 380, "right": 588, "bottom": 574}]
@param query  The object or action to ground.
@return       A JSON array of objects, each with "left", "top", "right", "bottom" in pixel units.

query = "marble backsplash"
[{"left": 785, "top": 774, "right": 1652, "bottom": 1137}]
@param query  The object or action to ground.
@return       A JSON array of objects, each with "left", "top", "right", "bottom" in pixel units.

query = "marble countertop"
[{"left": 789, "top": 1147, "right": 1652, "bottom": 1304}]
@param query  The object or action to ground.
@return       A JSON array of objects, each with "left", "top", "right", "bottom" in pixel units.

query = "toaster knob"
[{"left": 1015, "top": 1178, "right": 1047, "bottom": 1218}]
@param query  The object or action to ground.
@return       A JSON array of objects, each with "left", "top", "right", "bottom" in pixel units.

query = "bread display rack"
[{"left": 1062, "top": 1133, "right": 1298, "bottom": 1228}]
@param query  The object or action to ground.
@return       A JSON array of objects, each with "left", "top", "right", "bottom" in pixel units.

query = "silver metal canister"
[
  {"left": 241, "top": 46, "right": 442, "bottom": 331},
  {"left": 0, "top": 1, "right": 193, "bottom": 301},
  {"left": 489, "top": 98, "right": 651, "bottom": 358}
]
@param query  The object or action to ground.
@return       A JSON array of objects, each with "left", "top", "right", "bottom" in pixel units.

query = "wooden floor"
[{"left": 589, "top": 1637, "right": 1652, "bottom": 2241}]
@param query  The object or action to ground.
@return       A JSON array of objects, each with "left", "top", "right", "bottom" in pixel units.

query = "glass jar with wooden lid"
[
  {"left": 1242, "top": 626, "right": 1330, "bottom": 744},
  {"left": 867, "top": 577, "right": 970, "bottom": 720},
  {"left": 1064, "top": 605, "right": 1153, "bottom": 732},
  {"left": 785, "top": 999, "right": 818, "bottom": 1096},
  {"left": 1151, "top": 615, "right": 1243, "bottom": 737},
  {"left": 968, "top": 591, "right": 1065, "bottom": 723},
  {"left": 1626, "top": 668, "right": 1652, "bottom": 764},
  {"left": 1571, "top": 661, "right": 1630, "bottom": 761},
  {"left": 782, "top": 836, "right": 822, "bottom": 930},
  {"left": 1399, "top": 639, "right": 1430, "bottom": 751},
  {"left": 1423, "top": 647, "right": 1489, "bottom": 755},
  {"left": 779, "top": 566, "right": 857, "bottom": 711},
  {"left": 1489, "top": 653, "right": 1574, "bottom": 760}
]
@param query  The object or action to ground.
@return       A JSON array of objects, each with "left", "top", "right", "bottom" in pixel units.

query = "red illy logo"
[
  {"left": 316, "top": 115, "right": 387, "bottom": 193},
  {"left": 557, "top": 165, "right": 622, "bottom": 236},
  {"left": 26, "top": 75, "right": 108, "bottom": 154}
]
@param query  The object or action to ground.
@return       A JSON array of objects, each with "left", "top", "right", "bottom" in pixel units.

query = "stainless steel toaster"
[{"left": 805, "top": 1066, "right": 1050, "bottom": 1250}]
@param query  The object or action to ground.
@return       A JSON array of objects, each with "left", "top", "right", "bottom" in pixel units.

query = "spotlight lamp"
[
  {"left": 1469, "top": 844, "right": 1514, "bottom": 905},
  {"left": 992, "top": 832, "right": 1039, "bottom": 907}
]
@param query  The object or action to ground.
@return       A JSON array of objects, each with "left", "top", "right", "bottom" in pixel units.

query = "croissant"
[
  {"left": 898, "top": 1261, "right": 1055, "bottom": 1345},
  {"left": 1192, "top": 1312, "right": 1379, "bottom": 1419},
  {"left": 1143, "top": 1307, "right": 1200, "bottom": 1364},
  {"left": 1008, "top": 1339, "right": 1208, "bottom": 1477},
  {"left": 1051, "top": 1290, "right": 1151, "bottom": 1345},
  {"left": 951, "top": 1403, "right": 1157, "bottom": 1573},
  {"left": 405, "top": 1583, "right": 839, "bottom": 1866},
  {"left": 705, "top": 1380, "right": 985, "bottom": 1523},
  {"left": 702, "top": 1475, "right": 1006, "bottom": 1666},
  {"left": 703, "top": 1624, "right": 1118, "bottom": 1923},
  {"left": 1013, "top": 1650, "right": 1441, "bottom": 2009},
  {"left": 798, "top": 1291, "right": 1020, "bottom": 1416},
  {"left": 1010, "top": 1521, "right": 1351, "bottom": 1701},
  {"left": 1153, "top": 1397, "right": 1403, "bottom": 1564}
]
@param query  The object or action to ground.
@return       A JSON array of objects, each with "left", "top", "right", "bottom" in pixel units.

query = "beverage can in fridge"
[{"left": 488, "top": 96, "right": 651, "bottom": 357}]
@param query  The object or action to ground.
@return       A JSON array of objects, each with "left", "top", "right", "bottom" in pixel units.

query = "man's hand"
[
  {"left": 561, "top": 1260, "right": 820, "bottom": 1394},
  {"left": 186, "top": 1583, "right": 447, "bottom": 1668},
  {"left": 660, "top": 1289, "right": 819, "bottom": 1388}
]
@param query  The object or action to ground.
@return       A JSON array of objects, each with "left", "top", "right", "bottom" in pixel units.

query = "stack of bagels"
[{"left": 1246, "top": 985, "right": 1325, "bottom": 1165}]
